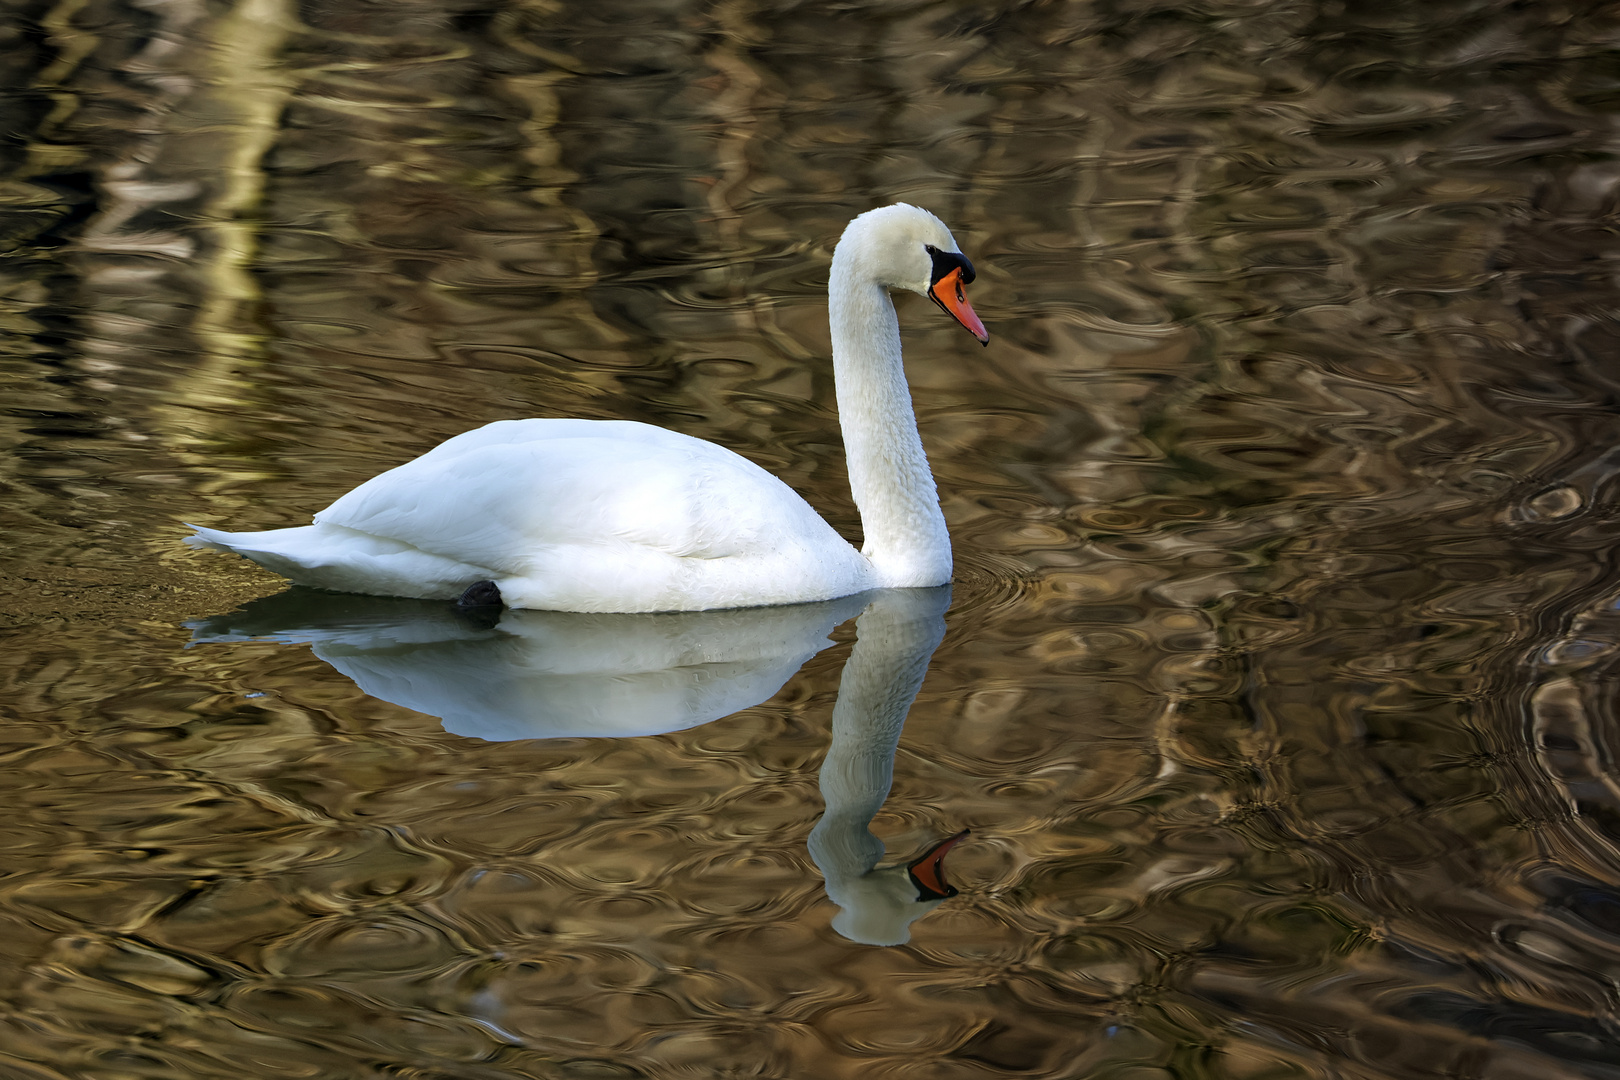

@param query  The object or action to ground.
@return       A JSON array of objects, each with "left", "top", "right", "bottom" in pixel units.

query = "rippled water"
[{"left": 5, "top": 0, "right": 1620, "bottom": 1076}]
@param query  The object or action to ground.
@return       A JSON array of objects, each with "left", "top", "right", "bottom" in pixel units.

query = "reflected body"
[
  {"left": 188, "top": 588, "right": 872, "bottom": 740},
  {"left": 191, "top": 586, "right": 965, "bottom": 944},
  {"left": 187, "top": 205, "right": 987, "bottom": 612}
]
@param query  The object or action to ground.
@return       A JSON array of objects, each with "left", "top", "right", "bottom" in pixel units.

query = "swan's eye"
[{"left": 926, "top": 245, "right": 972, "bottom": 287}]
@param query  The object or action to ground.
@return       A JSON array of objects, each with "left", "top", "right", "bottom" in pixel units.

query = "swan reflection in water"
[{"left": 187, "top": 586, "right": 962, "bottom": 945}]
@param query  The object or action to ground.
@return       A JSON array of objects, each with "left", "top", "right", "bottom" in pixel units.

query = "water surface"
[{"left": 4, "top": 1, "right": 1620, "bottom": 1076}]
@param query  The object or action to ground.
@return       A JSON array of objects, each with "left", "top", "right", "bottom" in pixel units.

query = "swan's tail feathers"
[
  {"left": 184, "top": 524, "right": 335, "bottom": 581},
  {"left": 183, "top": 522, "right": 493, "bottom": 601},
  {"left": 185, "top": 524, "right": 251, "bottom": 553}
]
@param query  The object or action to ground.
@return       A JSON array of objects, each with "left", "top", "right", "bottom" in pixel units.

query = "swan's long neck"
[{"left": 829, "top": 261, "right": 952, "bottom": 589}]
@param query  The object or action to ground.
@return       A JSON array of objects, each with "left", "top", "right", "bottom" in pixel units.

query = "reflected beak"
[
  {"left": 907, "top": 828, "right": 971, "bottom": 901},
  {"left": 928, "top": 268, "right": 989, "bottom": 345}
]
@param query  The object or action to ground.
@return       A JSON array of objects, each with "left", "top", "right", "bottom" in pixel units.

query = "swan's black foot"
[{"left": 457, "top": 580, "right": 503, "bottom": 609}]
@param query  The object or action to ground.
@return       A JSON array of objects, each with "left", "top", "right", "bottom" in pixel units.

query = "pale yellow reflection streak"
[
  {"left": 153, "top": 0, "right": 298, "bottom": 470},
  {"left": 28, "top": 0, "right": 96, "bottom": 174},
  {"left": 504, "top": 68, "right": 609, "bottom": 320},
  {"left": 493, "top": 0, "right": 629, "bottom": 389},
  {"left": 702, "top": 1, "right": 817, "bottom": 364}
]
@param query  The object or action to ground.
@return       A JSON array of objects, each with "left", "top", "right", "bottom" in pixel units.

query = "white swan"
[{"left": 185, "top": 204, "right": 987, "bottom": 613}]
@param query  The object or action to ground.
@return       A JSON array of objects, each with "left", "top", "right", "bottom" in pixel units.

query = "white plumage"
[{"left": 186, "top": 204, "right": 988, "bottom": 612}]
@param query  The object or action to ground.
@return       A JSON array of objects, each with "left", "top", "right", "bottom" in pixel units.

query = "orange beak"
[
  {"left": 906, "top": 828, "right": 971, "bottom": 900},
  {"left": 929, "top": 269, "right": 989, "bottom": 345}
]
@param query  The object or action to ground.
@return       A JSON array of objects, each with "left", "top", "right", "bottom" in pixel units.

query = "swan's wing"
[
  {"left": 313, "top": 419, "right": 840, "bottom": 575},
  {"left": 396, "top": 417, "right": 680, "bottom": 462}
]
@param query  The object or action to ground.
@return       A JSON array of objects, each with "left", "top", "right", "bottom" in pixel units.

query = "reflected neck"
[{"left": 809, "top": 588, "right": 951, "bottom": 875}]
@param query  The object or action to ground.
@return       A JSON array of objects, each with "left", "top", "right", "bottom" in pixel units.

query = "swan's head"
[
  {"left": 835, "top": 203, "right": 989, "bottom": 345},
  {"left": 820, "top": 829, "right": 970, "bottom": 946}
]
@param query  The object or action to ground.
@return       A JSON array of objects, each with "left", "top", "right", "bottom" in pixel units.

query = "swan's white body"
[
  {"left": 191, "top": 420, "right": 873, "bottom": 612},
  {"left": 186, "top": 204, "right": 985, "bottom": 612}
]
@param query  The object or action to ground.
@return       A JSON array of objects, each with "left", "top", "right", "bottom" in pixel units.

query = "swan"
[{"left": 185, "top": 204, "right": 988, "bottom": 613}]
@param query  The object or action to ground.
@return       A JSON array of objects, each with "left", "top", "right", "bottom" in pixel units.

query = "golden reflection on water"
[{"left": 4, "top": 0, "right": 1620, "bottom": 1076}]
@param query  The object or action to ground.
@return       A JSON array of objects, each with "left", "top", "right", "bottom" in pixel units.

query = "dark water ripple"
[{"left": 3, "top": 0, "right": 1620, "bottom": 1076}]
